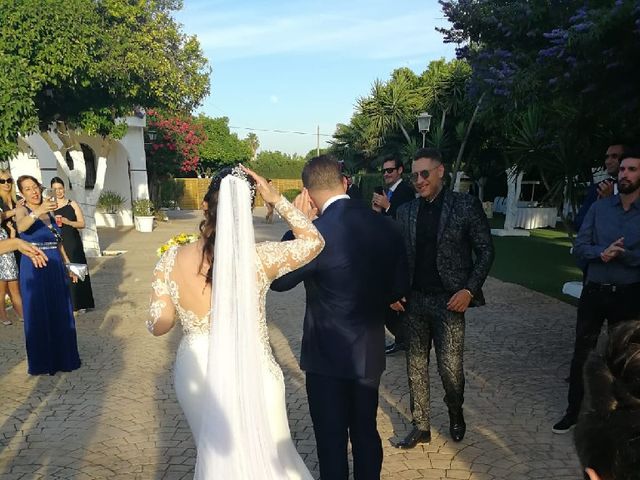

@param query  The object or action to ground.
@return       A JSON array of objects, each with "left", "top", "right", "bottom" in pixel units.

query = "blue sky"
[{"left": 174, "top": 0, "right": 456, "bottom": 155}]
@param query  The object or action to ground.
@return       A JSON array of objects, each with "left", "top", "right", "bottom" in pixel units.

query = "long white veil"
[{"left": 194, "top": 175, "right": 285, "bottom": 479}]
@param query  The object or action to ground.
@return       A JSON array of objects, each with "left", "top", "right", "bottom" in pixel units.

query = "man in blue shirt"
[{"left": 553, "top": 147, "right": 640, "bottom": 434}]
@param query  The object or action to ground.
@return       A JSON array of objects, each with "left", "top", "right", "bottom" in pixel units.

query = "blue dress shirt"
[{"left": 574, "top": 195, "right": 640, "bottom": 285}]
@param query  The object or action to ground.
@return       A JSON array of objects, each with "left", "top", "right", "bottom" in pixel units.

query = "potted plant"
[
  {"left": 132, "top": 199, "right": 155, "bottom": 232},
  {"left": 97, "top": 191, "right": 125, "bottom": 227}
]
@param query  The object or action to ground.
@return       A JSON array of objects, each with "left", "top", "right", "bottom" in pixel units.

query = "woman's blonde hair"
[{"left": 0, "top": 169, "right": 17, "bottom": 205}]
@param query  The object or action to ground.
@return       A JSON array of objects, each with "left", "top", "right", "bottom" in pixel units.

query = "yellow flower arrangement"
[{"left": 156, "top": 233, "right": 199, "bottom": 257}]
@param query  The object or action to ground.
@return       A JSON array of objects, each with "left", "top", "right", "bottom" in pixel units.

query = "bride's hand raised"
[{"left": 240, "top": 164, "right": 281, "bottom": 204}]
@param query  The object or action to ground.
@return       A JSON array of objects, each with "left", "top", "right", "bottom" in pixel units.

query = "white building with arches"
[{"left": 8, "top": 116, "right": 151, "bottom": 257}]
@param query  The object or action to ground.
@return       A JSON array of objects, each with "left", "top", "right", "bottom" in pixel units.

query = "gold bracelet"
[{"left": 462, "top": 288, "right": 474, "bottom": 299}]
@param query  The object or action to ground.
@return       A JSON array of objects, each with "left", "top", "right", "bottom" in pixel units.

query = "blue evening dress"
[{"left": 19, "top": 210, "right": 81, "bottom": 375}]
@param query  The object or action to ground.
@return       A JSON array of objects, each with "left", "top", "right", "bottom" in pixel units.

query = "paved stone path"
[{"left": 0, "top": 208, "right": 582, "bottom": 479}]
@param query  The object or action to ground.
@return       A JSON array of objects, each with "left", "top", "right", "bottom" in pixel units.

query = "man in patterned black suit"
[{"left": 392, "top": 148, "right": 494, "bottom": 448}]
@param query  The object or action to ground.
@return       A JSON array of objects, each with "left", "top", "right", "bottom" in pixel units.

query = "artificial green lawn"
[{"left": 488, "top": 215, "right": 582, "bottom": 303}]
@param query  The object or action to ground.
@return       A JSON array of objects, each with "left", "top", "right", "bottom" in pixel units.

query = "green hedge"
[{"left": 282, "top": 188, "right": 301, "bottom": 202}]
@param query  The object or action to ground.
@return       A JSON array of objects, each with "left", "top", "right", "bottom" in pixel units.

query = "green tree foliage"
[
  {"left": 329, "top": 114, "right": 378, "bottom": 172},
  {"left": 195, "top": 115, "right": 252, "bottom": 173},
  {"left": 0, "top": 54, "right": 34, "bottom": 159},
  {"left": 303, "top": 148, "right": 329, "bottom": 161},
  {"left": 257, "top": 151, "right": 305, "bottom": 163},
  {"left": 358, "top": 76, "right": 421, "bottom": 145},
  {"left": 331, "top": 59, "right": 479, "bottom": 173},
  {"left": 0, "top": 0, "right": 210, "bottom": 156},
  {"left": 245, "top": 132, "right": 260, "bottom": 161},
  {"left": 252, "top": 151, "right": 305, "bottom": 179},
  {"left": 438, "top": 0, "right": 640, "bottom": 214},
  {"left": 1, "top": 0, "right": 210, "bottom": 256}
]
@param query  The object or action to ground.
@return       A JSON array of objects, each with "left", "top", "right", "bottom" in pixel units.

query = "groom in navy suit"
[{"left": 271, "top": 155, "right": 409, "bottom": 480}]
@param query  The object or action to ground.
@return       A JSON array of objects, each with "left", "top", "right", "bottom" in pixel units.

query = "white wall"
[
  {"left": 120, "top": 116, "right": 150, "bottom": 202},
  {"left": 10, "top": 117, "right": 150, "bottom": 245},
  {"left": 96, "top": 140, "right": 134, "bottom": 226},
  {"left": 9, "top": 153, "right": 43, "bottom": 184}
]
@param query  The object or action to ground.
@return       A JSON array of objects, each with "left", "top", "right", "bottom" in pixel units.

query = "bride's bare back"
[
  {"left": 148, "top": 196, "right": 324, "bottom": 337},
  {"left": 170, "top": 240, "right": 211, "bottom": 320}
]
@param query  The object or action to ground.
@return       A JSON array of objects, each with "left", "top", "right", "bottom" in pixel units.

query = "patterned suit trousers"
[{"left": 405, "top": 291, "right": 465, "bottom": 431}]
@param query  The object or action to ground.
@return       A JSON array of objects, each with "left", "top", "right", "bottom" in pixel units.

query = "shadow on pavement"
[{"left": 0, "top": 254, "right": 126, "bottom": 478}]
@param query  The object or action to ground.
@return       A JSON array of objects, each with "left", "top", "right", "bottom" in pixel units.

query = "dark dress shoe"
[
  {"left": 449, "top": 409, "right": 466, "bottom": 442},
  {"left": 391, "top": 427, "right": 431, "bottom": 449},
  {"left": 385, "top": 342, "right": 405, "bottom": 355}
]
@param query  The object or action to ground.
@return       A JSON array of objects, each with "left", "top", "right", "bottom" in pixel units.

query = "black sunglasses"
[
  {"left": 381, "top": 167, "right": 398, "bottom": 174},
  {"left": 0, "top": 178, "right": 13, "bottom": 184},
  {"left": 410, "top": 166, "right": 440, "bottom": 183}
]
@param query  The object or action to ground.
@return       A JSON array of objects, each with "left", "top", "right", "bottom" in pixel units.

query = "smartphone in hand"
[{"left": 374, "top": 186, "right": 384, "bottom": 195}]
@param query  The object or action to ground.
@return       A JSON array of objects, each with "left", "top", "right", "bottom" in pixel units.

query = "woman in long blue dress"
[{"left": 16, "top": 175, "right": 81, "bottom": 375}]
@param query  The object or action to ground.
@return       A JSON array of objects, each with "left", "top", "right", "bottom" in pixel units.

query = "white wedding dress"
[{"left": 149, "top": 176, "right": 323, "bottom": 479}]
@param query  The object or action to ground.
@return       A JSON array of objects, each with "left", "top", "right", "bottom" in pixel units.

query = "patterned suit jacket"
[{"left": 396, "top": 189, "right": 494, "bottom": 307}]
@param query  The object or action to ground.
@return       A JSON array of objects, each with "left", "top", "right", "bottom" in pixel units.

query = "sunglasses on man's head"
[
  {"left": 0, "top": 178, "right": 13, "bottom": 185},
  {"left": 381, "top": 167, "right": 398, "bottom": 174}
]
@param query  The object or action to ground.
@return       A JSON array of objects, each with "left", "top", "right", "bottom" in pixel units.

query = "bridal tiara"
[
  {"left": 209, "top": 165, "right": 256, "bottom": 198},
  {"left": 230, "top": 164, "right": 257, "bottom": 196}
]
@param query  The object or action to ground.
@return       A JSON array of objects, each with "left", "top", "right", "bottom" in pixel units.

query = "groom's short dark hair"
[{"left": 302, "top": 155, "right": 343, "bottom": 190}]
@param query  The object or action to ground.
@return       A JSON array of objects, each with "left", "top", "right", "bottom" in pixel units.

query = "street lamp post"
[{"left": 417, "top": 112, "right": 432, "bottom": 148}]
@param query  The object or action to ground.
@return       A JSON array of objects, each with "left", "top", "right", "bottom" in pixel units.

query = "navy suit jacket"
[
  {"left": 574, "top": 182, "right": 598, "bottom": 232},
  {"left": 271, "top": 198, "right": 409, "bottom": 381}
]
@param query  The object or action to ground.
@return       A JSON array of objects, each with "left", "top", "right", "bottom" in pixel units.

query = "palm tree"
[
  {"left": 245, "top": 132, "right": 259, "bottom": 161},
  {"left": 358, "top": 76, "right": 420, "bottom": 145},
  {"left": 420, "top": 59, "right": 471, "bottom": 132}
]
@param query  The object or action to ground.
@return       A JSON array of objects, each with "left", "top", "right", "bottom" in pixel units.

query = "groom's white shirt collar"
[{"left": 320, "top": 194, "right": 350, "bottom": 214}]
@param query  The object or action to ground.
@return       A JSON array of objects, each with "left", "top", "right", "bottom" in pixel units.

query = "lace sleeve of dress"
[
  {"left": 257, "top": 196, "right": 324, "bottom": 281},
  {"left": 147, "top": 246, "right": 178, "bottom": 335}
]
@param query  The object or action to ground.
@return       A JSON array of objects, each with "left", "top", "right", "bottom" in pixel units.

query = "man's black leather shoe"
[
  {"left": 385, "top": 342, "right": 405, "bottom": 355},
  {"left": 391, "top": 427, "right": 431, "bottom": 449},
  {"left": 449, "top": 409, "right": 466, "bottom": 442}
]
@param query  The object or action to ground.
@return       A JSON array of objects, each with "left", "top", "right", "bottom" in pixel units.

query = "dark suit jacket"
[
  {"left": 574, "top": 182, "right": 598, "bottom": 232},
  {"left": 384, "top": 179, "right": 415, "bottom": 218},
  {"left": 396, "top": 190, "right": 494, "bottom": 307},
  {"left": 271, "top": 198, "right": 409, "bottom": 381},
  {"left": 346, "top": 183, "right": 362, "bottom": 200},
  {"left": 574, "top": 178, "right": 616, "bottom": 232}
]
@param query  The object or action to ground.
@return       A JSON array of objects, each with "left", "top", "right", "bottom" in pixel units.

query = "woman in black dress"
[{"left": 51, "top": 177, "right": 95, "bottom": 312}]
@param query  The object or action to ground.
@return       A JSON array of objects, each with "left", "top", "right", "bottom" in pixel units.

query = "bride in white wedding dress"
[{"left": 147, "top": 166, "right": 323, "bottom": 479}]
